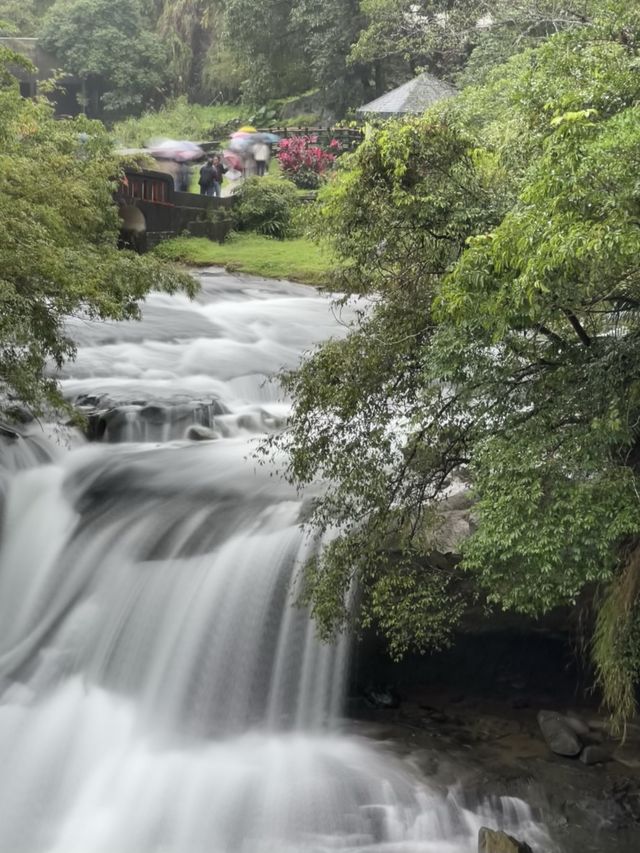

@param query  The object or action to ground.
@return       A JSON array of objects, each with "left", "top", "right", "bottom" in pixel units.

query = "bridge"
[{"left": 117, "top": 169, "right": 234, "bottom": 252}]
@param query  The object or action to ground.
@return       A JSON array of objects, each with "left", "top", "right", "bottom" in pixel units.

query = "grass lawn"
[{"left": 154, "top": 233, "right": 334, "bottom": 287}]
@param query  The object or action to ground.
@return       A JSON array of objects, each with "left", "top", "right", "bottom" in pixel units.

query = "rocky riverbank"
[{"left": 349, "top": 632, "right": 640, "bottom": 853}]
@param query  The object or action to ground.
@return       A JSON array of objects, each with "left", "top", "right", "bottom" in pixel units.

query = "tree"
[
  {"left": 290, "top": 0, "right": 374, "bottom": 116},
  {"left": 0, "top": 50, "right": 195, "bottom": 417},
  {"left": 39, "top": 0, "right": 168, "bottom": 115},
  {"left": 221, "top": 0, "right": 310, "bottom": 104},
  {"left": 351, "top": 0, "right": 597, "bottom": 84},
  {"left": 150, "top": 0, "right": 226, "bottom": 101},
  {"left": 0, "top": 0, "right": 53, "bottom": 36},
  {"left": 269, "top": 1, "right": 640, "bottom": 722}
]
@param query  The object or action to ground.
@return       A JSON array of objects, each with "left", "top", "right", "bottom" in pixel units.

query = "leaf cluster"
[
  {"left": 0, "top": 56, "right": 195, "bottom": 417},
  {"left": 268, "top": 5, "right": 640, "bottom": 715}
]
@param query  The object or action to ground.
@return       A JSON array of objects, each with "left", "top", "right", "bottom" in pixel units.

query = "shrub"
[
  {"left": 232, "top": 177, "right": 299, "bottom": 239},
  {"left": 276, "top": 135, "right": 339, "bottom": 189}
]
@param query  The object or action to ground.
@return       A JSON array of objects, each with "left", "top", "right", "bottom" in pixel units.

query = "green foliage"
[
  {"left": 268, "top": 2, "right": 640, "bottom": 717},
  {"left": 0, "top": 53, "right": 195, "bottom": 417},
  {"left": 222, "top": 0, "right": 310, "bottom": 104},
  {"left": 152, "top": 0, "right": 215, "bottom": 99},
  {"left": 593, "top": 553, "right": 640, "bottom": 732},
  {"left": 0, "top": 0, "right": 52, "bottom": 35},
  {"left": 40, "top": 0, "right": 168, "bottom": 114},
  {"left": 232, "top": 176, "right": 300, "bottom": 239},
  {"left": 291, "top": 0, "right": 374, "bottom": 115},
  {"left": 353, "top": 1, "right": 599, "bottom": 84},
  {"left": 112, "top": 98, "right": 244, "bottom": 147}
]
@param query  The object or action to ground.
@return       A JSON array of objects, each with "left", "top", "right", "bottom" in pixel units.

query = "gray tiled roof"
[{"left": 357, "top": 72, "right": 457, "bottom": 117}]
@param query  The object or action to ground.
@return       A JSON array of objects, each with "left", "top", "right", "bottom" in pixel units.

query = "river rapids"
[{"left": 0, "top": 270, "right": 555, "bottom": 853}]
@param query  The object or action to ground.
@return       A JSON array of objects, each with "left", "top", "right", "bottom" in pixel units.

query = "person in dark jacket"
[
  {"left": 198, "top": 157, "right": 216, "bottom": 196},
  {"left": 210, "top": 155, "right": 226, "bottom": 198},
  {"left": 199, "top": 155, "right": 226, "bottom": 197}
]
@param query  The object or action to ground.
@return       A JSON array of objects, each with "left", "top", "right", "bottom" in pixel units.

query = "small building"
[
  {"left": 0, "top": 37, "right": 83, "bottom": 116},
  {"left": 356, "top": 72, "right": 457, "bottom": 119}
]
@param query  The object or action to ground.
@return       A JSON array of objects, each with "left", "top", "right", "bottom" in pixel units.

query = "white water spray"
[{"left": 0, "top": 270, "right": 555, "bottom": 852}]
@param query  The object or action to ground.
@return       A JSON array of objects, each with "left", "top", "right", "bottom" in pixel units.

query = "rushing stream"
[{"left": 0, "top": 270, "right": 555, "bottom": 852}]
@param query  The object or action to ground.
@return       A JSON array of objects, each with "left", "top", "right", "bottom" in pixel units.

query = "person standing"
[
  {"left": 253, "top": 140, "right": 270, "bottom": 177},
  {"left": 198, "top": 157, "right": 216, "bottom": 196},
  {"left": 211, "top": 155, "right": 226, "bottom": 197}
]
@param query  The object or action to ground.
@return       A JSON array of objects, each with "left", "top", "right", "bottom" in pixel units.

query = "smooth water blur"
[{"left": 0, "top": 269, "right": 555, "bottom": 852}]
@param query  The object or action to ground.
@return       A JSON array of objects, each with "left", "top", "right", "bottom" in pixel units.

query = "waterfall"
[{"left": 0, "top": 269, "right": 556, "bottom": 852}]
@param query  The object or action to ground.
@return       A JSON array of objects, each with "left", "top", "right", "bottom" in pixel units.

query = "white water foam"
[{"left": 0, "top": 270, "right": 556, "bottom": 852}]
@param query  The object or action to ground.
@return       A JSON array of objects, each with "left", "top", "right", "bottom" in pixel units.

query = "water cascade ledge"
[{"left": 0, "top": 268, "right": 555, "bottom": 852}]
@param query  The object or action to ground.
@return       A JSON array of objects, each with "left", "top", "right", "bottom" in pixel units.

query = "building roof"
[{"left": 357, "top": 72, "right": 457, "bottom": 118}]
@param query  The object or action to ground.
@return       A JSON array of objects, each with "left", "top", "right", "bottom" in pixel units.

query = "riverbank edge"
[
  {"left": 154, "top": 234, "right": 333, "bottom": 287},
  {"left": 348, "top": 693, "right": 640, "bottom": 853}
]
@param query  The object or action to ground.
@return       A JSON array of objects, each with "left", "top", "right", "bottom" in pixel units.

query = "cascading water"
[{"left": 0, "top": 269, "right": 557, "bottom": 852}]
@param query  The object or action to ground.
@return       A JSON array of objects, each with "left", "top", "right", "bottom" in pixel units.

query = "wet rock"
[
  {"left": 537, "top": 710, "right": 582, "bottom": 756},
  {"left": 478, "top": 827, "right": 532, "bottom": 853},
  {"left": 0, "top": 424, "right": 20, "bottom": 440},
  {"left": 363, "top": 686, "right": 400, "bottom": 709},
  {"left": 186, "top": 425, "right": 218, "bottom": 441},
  {"left": 580, "top": 745, "right": 612, "bottom": 765},
  {"left": 140, "top": 405, "right": 167, "bottom": 424}
]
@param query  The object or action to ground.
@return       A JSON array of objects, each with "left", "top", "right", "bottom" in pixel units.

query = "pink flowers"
[{"left": 276, "top": 135, "right": 340, "bottom": 188}]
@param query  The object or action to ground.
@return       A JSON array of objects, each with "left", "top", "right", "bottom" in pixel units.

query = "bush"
[
  {"left": 232, "top": 177, "right": 299, "bottom": 239},
  {"left": 276, "top": 135, "right": 339, "bottom": 189}
]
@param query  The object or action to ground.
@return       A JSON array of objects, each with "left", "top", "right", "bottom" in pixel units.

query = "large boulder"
[
  {"left": 478, "top": 827, "right": 532, "bottom": 853},
  {"left": 537, "top": 710, "right": 582, "bottom": 756}
]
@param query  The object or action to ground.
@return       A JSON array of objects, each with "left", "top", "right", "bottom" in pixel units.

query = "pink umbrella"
[{"left": 223, "top": 150, "right": 243, "bottom": 171}]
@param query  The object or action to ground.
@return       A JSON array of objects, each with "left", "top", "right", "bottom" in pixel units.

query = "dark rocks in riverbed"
[
  {"left": 537, "top": 710, "right": 618, "bottom": 764},
  {"left": 537, "top": 710, "right": 582, "bottom": 757},
  {"left": 478, "top": 827, "right": 532, "bottom": 853},
  {"left": 362, "top": 686, "right": 400, "bottom": 709},
  {"left": 537, "top": 709, "right": 628, "bottom": 767},
  {"left": 580, "top": 745, "right": 613, "bottom": 766}
]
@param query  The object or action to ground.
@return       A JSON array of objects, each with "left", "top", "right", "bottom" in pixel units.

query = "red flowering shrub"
[{"left": 276, "top": 135, "right": 339, "bottom": 189}]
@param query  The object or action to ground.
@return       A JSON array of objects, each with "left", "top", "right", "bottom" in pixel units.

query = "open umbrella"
[
  {"left": 222, "top": 150, "right": 243, "bottom": 171},
  {"left": 228, "top": 135, "right": 254, "bottom": 154},
  {"left": 149, "top": 139, "right": 204, "bottom": 161}
]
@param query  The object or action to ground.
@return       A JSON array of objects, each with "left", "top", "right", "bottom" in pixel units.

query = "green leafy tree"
[
  {"left": 0, "top": 50, "right": 195, "bottom": 417},
  {"left": 269, "top": 2, "right": 640, "bottom": 722},
  {"left": 290, "top": 0, "right": 374, "bottom": 116},
  {"left": 39, "top": 0, "right": 168, "bottom": 114},
  {"left": 0, "top": 0, "right": 53, "bottom": 35},
  {"left": 352, "top": 0, "right": 597, "bottom": 84},
  {"left": 221, "top": 0, "right": 310, "bottom": 103},
  {"left": 151, "top": 0, "right": 226, "bottom": 101}
]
